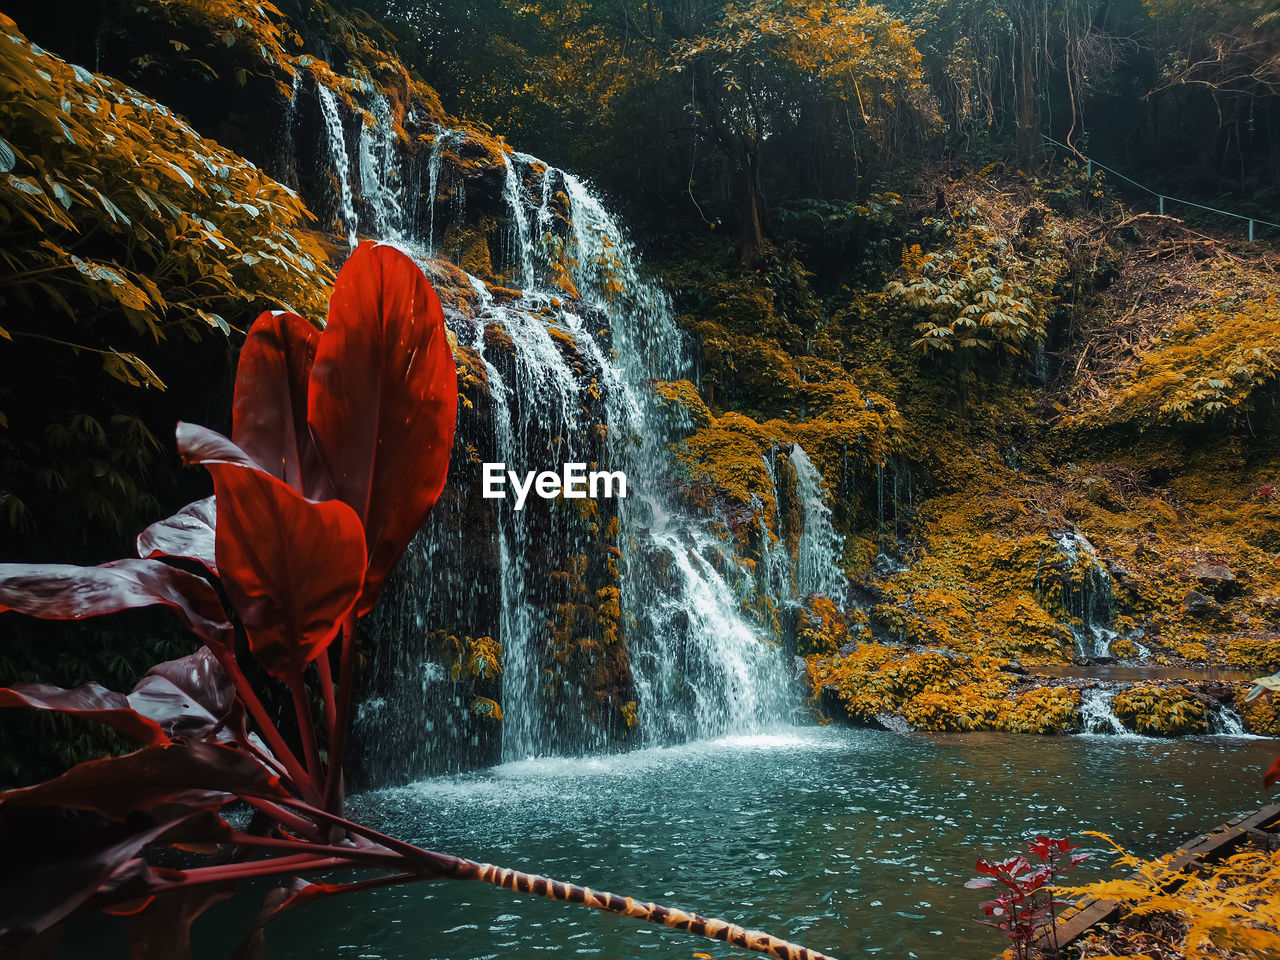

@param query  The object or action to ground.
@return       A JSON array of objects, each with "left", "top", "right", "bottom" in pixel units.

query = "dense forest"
[{"left": 1, "top": 1, "right": 1280, "bottom": 959}]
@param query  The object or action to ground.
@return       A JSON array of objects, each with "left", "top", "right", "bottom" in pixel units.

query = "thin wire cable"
[{"left": 1041, "top": 134, "right": 1280, "bottom": 233}]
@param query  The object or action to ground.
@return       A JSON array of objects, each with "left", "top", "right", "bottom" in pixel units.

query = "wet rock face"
[
  {"left": 1184, "top": 589, "right": 1221, "bottom": 617},
  {"left": 1190, "top": 563, "right": 1240, "bottom": 599}
]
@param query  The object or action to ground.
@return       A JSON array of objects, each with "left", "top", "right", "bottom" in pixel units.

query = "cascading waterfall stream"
[
  {"left": 320, "top": 109, "right": 833, "bottom": 775},
  {"left": 316, "top": 85, "right": 358, "bottom": 248},
  {"left": 357, "top": 94, "right": 404, "bottom": 240},
  {"left": 1079, "top": 688, "right": 1136, "bottom": 737},
  {"left": 1209, "top": 704, "right": 1251, "bottom": 737},
  {"left": 1056, "top": 532, "right": 1121, "bottom": 658},
  {"left": 791, "top": 445, "right": 847, "bottom": 599}
]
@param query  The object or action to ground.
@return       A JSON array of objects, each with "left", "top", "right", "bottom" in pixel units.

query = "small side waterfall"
[
  {"left": 791, "top": 445, "right": 846, "bottom": 599},
  {"left": 316, "top": 85, "right": 357, "bottom": 247},
  {"left": 1079, "top": 688, "right": 1135, "bottom": 736},
  {"left": 1055, "top": 532, "right": 1119, "bottom": 658},
  {"left": 357, "top": 94, "right": 403, "bottom": 240},
  {"left": 1208, "top": 704, "right": 1249, "bottom": 737}
]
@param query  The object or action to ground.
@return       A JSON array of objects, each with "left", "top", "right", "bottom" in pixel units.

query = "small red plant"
[
  {"left": 965, "top": 836, "right": 1091, "bottom": 959},
  {"left": 1255, "top": 486, "right": 1276, "bottom": 502},
  {"left": 0, "top": 243, "right": 832, "bottom": 960}
]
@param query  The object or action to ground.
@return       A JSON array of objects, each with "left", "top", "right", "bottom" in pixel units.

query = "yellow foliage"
[
  {"left": 886, "top": 182, "right": 1069, "bottom": 361},
  {"left": 1060, "top": 834, "right": 1280, "bottom": 960},
  {"left": 806, "top": 643, "right": 1063, "bottom": 732},
  {"left": 0, "top": 14, "right": 331, "bottom": 393},
  {"left": 797, "top": 596, "right": 849, "bottom": 656},
  {"left": 1086, "top": 297, "right": 1280, "bottom": 427},
  {"left": 1112, "top": 684, "right": 1209, "bottom": 736}
]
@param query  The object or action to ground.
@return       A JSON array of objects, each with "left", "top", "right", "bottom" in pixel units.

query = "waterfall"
[
  {"left": 1055, "top": 532, "right": 1118, "bottom": 658},
  {"left": 500, "top": 152, "right": 536, "bottom": 291},
  {"left": 357, "top": 94, "right": 403, "bottom": 240},
  {"left": 757, "top": 451, "right": 796, "bottom": 603},
  {"left": 423, "top": 130, "right": 457, "bottom": 255},
  {"left": 1079, "top": 688, "right": 1137, "bottom": 737},
  {"left": 1208, "top": 703, "right": 1250, "bottom": 737},
  {"left": 316, "top": 85, "right": 358, "bottom": 247},
  {"left": 791, "top": 444, "right": 846, "bottom": 599},
  {"left": 336, "top": 117, "right": 812, "bottom": 776},
  {"left": 628, "top": 515, "right": 790, "bottom": 744}
]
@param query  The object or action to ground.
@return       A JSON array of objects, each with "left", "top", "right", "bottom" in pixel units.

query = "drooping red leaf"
[
  {"left": 175, "top": 422, "right": 260, "bottom": 470},
  {"left": 127, "top": 647, "right": 236, "bottom": 742},
  {"left": 0, "top": 558, "right": 232, "bottom": 649},
  {"left": 0, "top": 742, "right": 289, "bottom": 821},
  {"left": 207, "top": 461, "right": 365, "bottom": 681},
  {"left": 232, "top": 311, "right": 328, "bottom": 498},
  {"left": 128, "top": 885, "right": 235, "bottom": 960},
  {"left": 1265, "top": 752, "right": 1280, "bottom": 789},
  {"left": 230, "top": 874, "right": 415, "bottom": 959},
  {"left": 0, "top": 810, "right": 189, "bottom": 948},
  {"left": 308, "top": 241, "right": 458, "bottom": 616},
  {"left": 137, "top": 497, "right": 218, "bottom": 574},
  {"left": 0, "top": 682, "right": 168, "bottom": 746}
]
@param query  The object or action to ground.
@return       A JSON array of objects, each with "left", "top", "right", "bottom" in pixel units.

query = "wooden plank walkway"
[{"left": 993, "top": 804, "right": 1280, "bottom": 958}]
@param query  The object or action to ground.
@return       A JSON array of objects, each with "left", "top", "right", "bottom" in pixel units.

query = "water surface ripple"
[{"left": 249, "top": 727, "right": 1278, "bottom": 960}]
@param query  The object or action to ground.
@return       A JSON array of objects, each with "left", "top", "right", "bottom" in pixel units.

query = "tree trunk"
[
  {"left": 737, "top": 149, "right": 764, "bottom": 269},
  {"left": 1015, "top": 24, "right": 1040, "bottom": 166}
]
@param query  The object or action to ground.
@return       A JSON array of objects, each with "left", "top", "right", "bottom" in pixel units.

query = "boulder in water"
[{"left": 872, "top": 713, "right": 913, "bottom": 734}]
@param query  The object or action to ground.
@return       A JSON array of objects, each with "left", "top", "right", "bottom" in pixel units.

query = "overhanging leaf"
[
  {"left": 308, "top": 242, "right": 458, "bottom": 616},
  {"left": 0, "top": 558, "right": 231, "bottom": 649},
  {"left": 127, "top": 647, "right": 235, "bottom": 742},
  {"left": 0, "top": 742, "right": 288, "bottom": 821},
  {"left": 136, "top": 497, "right": 217, "bottom": 574},
  {"left": 128, "top": 884, "right": 235, "bottom": 960},
  {"left": 175, "top": 422, "right": 261, "bottom": 470},
  {"left": 0, "top": 682, "right": 168, "bottom": 746},
  {"left": 0, "top": 810, "right": 188, "bottom": 949},
  {"left": 207, "top": 462, "right": 365, "bottom": 681}
]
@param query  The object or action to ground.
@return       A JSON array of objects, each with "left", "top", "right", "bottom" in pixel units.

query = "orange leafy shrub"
[
  {"left": 807, "top": 643, "right": 1080, "bottom": 733},
  {"left": 1112, "top": 685, "right": 1209, "bottom": 736},
  {"left": 0, "top": 14, "right": 331, "bottom": 398},
  {"left": 1060, "top": 833, "right": 1280, "bottom": 960}
]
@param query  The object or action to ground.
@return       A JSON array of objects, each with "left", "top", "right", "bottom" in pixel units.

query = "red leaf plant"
[
  {"left": 0, "top": 243, "right": 835, "bottom": 960},
  {"left": 964, "top": 836, "right": 1091, "bottom": 959}
]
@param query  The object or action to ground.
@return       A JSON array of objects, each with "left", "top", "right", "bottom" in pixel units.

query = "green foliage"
[{"left": 886, "top": 189, "right": 1068, "bottom": 363}]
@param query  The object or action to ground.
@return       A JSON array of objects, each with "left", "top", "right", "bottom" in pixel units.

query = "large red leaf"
[
  {"left": 207, "top": 461, "right": 365, "bottom": 681},
  {"left": 128, "top": 647, "right": 236, "bottom": 742},
  {"left": 0, "top": 810, "right": 191, "bottom": 947},
  {"left": 232, "top": 311, "right": 328, "bottom": 498},
  {"left": 0, "top": 559, "right": 232, "bottom": 649},
  {"left": 308, "top": 241, "right": 458, "bottom": 616},
  {"left": 1266, "top": 752, "right": 1280, "bottom": 790},
  {"left": 136, "top": 497, "right": 218, "bottom": 574},
  {"left": 128, "top": 885, "right": 235, "bottom": 960},
  {"left": 0, "top": 682, "right": 167, "bottom": 746},
  {"left": 0, "top": 742, "right": 288, "bottom": 821}
]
